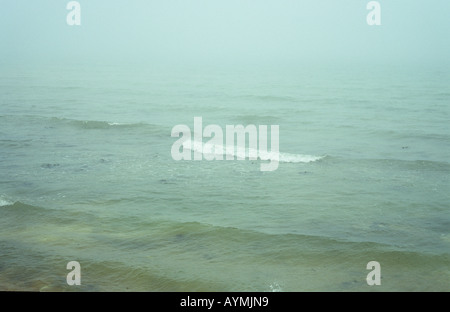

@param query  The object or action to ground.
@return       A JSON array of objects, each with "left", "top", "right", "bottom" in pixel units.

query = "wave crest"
[
  {"left": 182, "top": 140, "right": 323, "bottom": 163},
  {"left": 0, "top": 196, "right": 14, "bottom": 207}
]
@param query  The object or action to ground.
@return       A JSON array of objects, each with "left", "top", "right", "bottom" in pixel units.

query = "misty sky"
[{"left": 1, "top": 0, "right": 449, "bottom": 67}]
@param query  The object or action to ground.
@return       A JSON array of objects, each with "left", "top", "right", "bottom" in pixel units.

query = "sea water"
[{"left": 0, "top": 62, "right": 449, "bottom": 291}]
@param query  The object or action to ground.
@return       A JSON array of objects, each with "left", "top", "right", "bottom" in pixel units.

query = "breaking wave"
[
  {"left": 0, "top": 196, "right": 14, "bottom": 207},
  {"left": 182, "top": 140, "right": 323, "bottom": 163}
]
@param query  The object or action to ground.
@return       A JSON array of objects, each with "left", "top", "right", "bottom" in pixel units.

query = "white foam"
[
  {"left": 278, "top": 152, "right": 324, "bottom": 163},
  {"left": 182, "top": 140, "right": 323, "bottom": 163},
  {"left": 0, "top": 197, "right": 14, "bottom": 207},
  {"left": 107, "top": 122, "right": 131, "bottom": 126},
  {"left": 269, "top": 282, "right": 283, "bottom": 292}
]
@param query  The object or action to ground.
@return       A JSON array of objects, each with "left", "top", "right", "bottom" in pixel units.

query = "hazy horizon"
[{"left": 1, "top": 0, "right": 450, "bottom": 68}]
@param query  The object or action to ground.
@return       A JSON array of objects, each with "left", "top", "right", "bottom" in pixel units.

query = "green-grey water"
[{"left": 0, "top": 63, "right": 449, "bottom": 291}]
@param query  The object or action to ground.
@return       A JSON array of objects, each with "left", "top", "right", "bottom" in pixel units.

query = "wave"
[
  {"left": 0, "top": 197, "right": 14, "bottom": 207},
  {"left": 131, "top": 219, "right": 399, "bottom": 254},
  {"left": 239, "top": 94, "right": 298, "bottom": 103},
  {"left": 339, "top": 157, "right": 450, "bottom": 170},
  {"left": 49, "top": 117, "right": 148, "bottom": 130},
  {"left": 0, "top": 114, "right": 156, "bottom": 130},
  {"left": 228, "top": 115, "right": 282, "bottom": 126},
  {"left": 0, "top": 200, "right": 48, "bottom": 213},
  {"left": 0, "top": 114, "right": 171, "bottom": 135},
  {"left": 182, "top": 140, "right": 324, "bottom": 163},
  {"left": 278, "top": 152, "right": 324, "bottom": 163}
]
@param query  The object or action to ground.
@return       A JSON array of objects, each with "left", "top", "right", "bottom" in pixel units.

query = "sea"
[{"left": 0, "top": 61, "right": 449, "bottom": 291}]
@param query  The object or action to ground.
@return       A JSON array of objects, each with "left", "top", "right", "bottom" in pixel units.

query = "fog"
[{"left": 1, "top": 0, "right": 449, "bottom": 68}]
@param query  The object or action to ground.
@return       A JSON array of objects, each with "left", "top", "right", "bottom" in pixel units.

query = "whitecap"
[
  {"left": 0, "top": 196, "right": 14, "bottom": 207},
  {"left": 182, "top": 140, "right": 323, "bottom": 163}
]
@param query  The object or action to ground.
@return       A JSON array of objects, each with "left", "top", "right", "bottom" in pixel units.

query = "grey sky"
[{"left": 1, "top": 0, "right": 449, "bottom": 67}]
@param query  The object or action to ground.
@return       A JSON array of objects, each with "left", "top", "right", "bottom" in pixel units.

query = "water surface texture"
[{"left": 1, "top": 0, "right": 449, "bottom": 292}]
